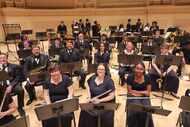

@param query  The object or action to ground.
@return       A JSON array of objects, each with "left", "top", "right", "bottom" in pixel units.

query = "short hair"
[
  {"left": 160, "top": 42, "right": 169, "bottom": 49},
  {"left": 48, "top": 63, "right": 61, "bottom": 74},
  {"left": 32, "top": 45, "right": 40, "bottom": 50},
  {"left": 0, "top": 52, "right": 8, "bottom": 58}
]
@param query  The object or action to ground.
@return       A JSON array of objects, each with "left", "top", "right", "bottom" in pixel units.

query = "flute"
[{"left": 89, "top": 89, "right": 112, "bottom": 102}]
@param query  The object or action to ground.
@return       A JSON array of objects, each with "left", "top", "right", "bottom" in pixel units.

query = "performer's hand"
[
  {"left": 5, "top": 86, "right": 12, "bottom": 94},
  {"left": 0, "top": 112, "right": 7, "bottom": 119},
  {"left": 91, "top": 98, "right": 101, "bottom": 104}
]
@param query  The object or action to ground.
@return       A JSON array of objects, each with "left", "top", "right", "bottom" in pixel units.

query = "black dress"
[
  {"left": 78, "top": 75, "right": 115, "bottom": 127},
  {"left": 125, "top": 74, "right": 154, "bottom": 127},
  {"left": 42, "top": 75, "right": 73, "bottom": 127},
  {"left": 0, "top": 93, "right": 15, "bottom": 126}
]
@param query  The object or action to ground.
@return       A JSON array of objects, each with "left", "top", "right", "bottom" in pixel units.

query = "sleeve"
[
  {"left": 43, "top": 80, "right": 49, "bottom": 89},
  {"left": 10, "top": 64, "right": 22, "bottom": 87},
  {"left": 64, "top": 75, "right": 73, "bottom": 88},
  {"left": 6, "top": 94, "right": 13, "bottom": 105},
  {"left": 145, "top": 74, "right": 151, "bottom": 86},
  {"left": 126, "top": 74, "right": 133, "bottom": 86},
  {"left": 106, "top": 78, "right": 115, "bottom": 92}
]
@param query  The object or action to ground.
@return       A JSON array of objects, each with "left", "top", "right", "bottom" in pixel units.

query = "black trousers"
[
  {"left": 74, "top": 70, "right": 86, "bottom": 87},
  {"left": 12, "top": 84, "right": 24, "bottom": 108},
  {"left": 25, "top": 80, "right": 44, "bottom": 100}
]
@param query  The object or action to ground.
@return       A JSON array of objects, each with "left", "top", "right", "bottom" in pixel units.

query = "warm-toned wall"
[{"left": 0, "top": 5, "right": 190, "bottom": 41}]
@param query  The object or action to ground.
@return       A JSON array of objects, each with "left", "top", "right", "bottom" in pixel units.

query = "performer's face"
[
  {"left": 126, "top": 42, "right": 133, "bottom": 52},
  {"left": 100, "top": 44, "right": 105, "bottom": 52},
  {"left": 97, "top": 65, "right": 105, "bottom": 77},
  {"left": 50, "top": 70, "right": 61, "bottom": 81},
  {"left": 66, "top": 41, "right": 73, "bottom": 49},
  {"left": 0, "top": 54, "right": 8, "bottom": 65},
  {"left": 78, "top": 34, "right": 84, "bottom": 40},
  {"left": 160, "top": 46, "right": 169, "bottom": 55},
  {"left": 135, "top": 64, "right": 144, "bottom": 77},
  {"left": 32, "top": 47, "right": 40, "bottom": 56}
]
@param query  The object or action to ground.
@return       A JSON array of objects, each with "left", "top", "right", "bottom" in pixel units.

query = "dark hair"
[
  {"left": 185, "top": 89, "right": 190, "bottom": 96},
  {"left": 134, "top": 61, "right": 146, "bottom": 74},
  {"left": 48, "top": 63, "right": 61, "bottom": 74},
  {"left": 98, "top": 43, "right": 107, "bottom": 52},
  {"left": 32, "top": 45, "right": 40, "bottom": 50},
  {"left": 95, "top": 63, "right": 108, "bottom": 76}
]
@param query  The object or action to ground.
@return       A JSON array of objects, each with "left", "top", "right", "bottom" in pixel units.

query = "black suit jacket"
[{"left": 59, "top": 48, "right": 81, "bottom": 63}]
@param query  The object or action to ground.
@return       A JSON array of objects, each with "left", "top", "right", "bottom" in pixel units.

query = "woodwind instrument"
[
  {"left": 89, "top": 89, "right": 112, "bottom": 103},
  {"left": 0, "top": 92, "right": 7, "bottom": 113}
]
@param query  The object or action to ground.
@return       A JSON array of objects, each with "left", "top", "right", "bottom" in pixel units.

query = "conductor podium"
[
  {"left": 35, "top": 98, "right": 79, "bottom": 127},
  {"left": 80, "top": 103, "right": 119, "bottom": 127}
]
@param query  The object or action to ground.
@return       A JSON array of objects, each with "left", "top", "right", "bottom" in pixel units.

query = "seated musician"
[
  {"left": 100, "top": 34, "right": 110, "bottom": 52},
  {"left": 118, "top": 41, "right": 135, "bottom": 86},
  {"left": 0, "top": 52, "right": 25, "bottom": 116},
  {"left": 49, "top": 37, "right": 65, "bottom": 49},
  {"left": 18, "top": 35, "right": 33, "bottom": 50},
  {"left": 24, "top": 45, "right": 49, "bottom": 105},
  {"left": 42, "top": 63, "right": 73, "bottom": 127},
  {"left": 0, "top": 87, "right": 17, "bottom": 126},
  {"left": 125, "top": 62, "right": 154, "bottom": 127},
  {"left": 74, "top": 32, "right": 92, "bottom": 64},
  {"left": 94, "top": 43, "right": 111, "bottom": 76},
  {"left": 78, "top": 63, "right": 115, "bottom": 127},
  {"left": 152, "top": 30, "right": 164, "bottom": 47},
  {"left": 59, "top": 39, "right": 86, "bottom": 89},
  {"left": 117, "top": 35, "right": 130, "bottom": 54},
  {"left": 149, "top": 43, "right": 180, "bottom": 98}
]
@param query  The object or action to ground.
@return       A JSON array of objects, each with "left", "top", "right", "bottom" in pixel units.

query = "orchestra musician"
[
  {"left": 118, "top": 41, "right": 136, "bottom": 86},
  {"left": 59, "top": 39, "right": 86, "bottom": 89},
  {"left": 74, "top": 32, "right": 92, "bottom": 64},
  {"left": 94, "top": 42, "right": 111, "bottom": 76},
  {"left": 24, "top": 45, "right": 49, "bottom": 105},
  {"left": 78, "top": 63, "right": 115, "bottom": 127},
  {"left": 149, "top": 43, "right": 180, "bottom": 98},
  {"left": 0, "top": 86, "right": 17, "bottom": 126},
  {"left": 0, "top": 52, "right": 25, "bottom": 116},
  {"left": 42, "top": 63, "right": 74, "bottom": 127},
  {"left": 126, "top": 62, "right": 154, "bottom": 127}
]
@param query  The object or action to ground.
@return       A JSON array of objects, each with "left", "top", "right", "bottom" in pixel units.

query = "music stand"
[
  {"left": 60, "top": 62, "right": 82, "bottom": 79},
  {"left": 176, "top": 96, "right": 190, "bottom": 127},
  {"left": 35, "top": 98, "right": 79, "bottom": 127},
  {"left": 21, "top": 30, "right": 33, "bottom": 35},
  {"left": 0, "top": 71, "right": 10, "bottom": 81},
  {"left": 17, "top": 49, "right": 32, "bottom": 60},
  {"left": 118, "top": 54, "right": 143, "bottom": 65},
  {"left": 80, "top": 103, "right": 119, "bottom": 127},
  {"left": 87, "top": 64, "right": 97, "bottom": 74},
  {"left": 127, "top": 103, "right": 171, "bottom": 127},
  {"left": 154, "top": 55, "right": 182, "bottom": 108},
  {"left": 2, "top": 116, "right": 30, "bottom": 127}
]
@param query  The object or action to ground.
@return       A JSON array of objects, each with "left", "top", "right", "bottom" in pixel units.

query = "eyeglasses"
[{"left": 97, "top": 68, "right": 105, "bottom": 71}]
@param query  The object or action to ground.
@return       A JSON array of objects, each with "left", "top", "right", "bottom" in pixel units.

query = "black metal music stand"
[
  {"left": 0, "top": 71, "right": 10, "bottom": 81},
  {"left": 118, "top": 54, "right": 143, "bottom": 65},
  {"left": 21, "top": 30, "right": 33, "bottom": 35},
  {"left": 176, "top": 96, "right": 190, "bottom": 127},
  {"left": 60, "top": 62, "right": 82, "bottom": 79},
  {"left": 17, "top": 49, "right": 32, "bottom": 60},
  {"left": 2, "top": 116, "right": 30, "bottom": 127},
  {"left": 35, "top": 98, "right": 79, "bottom": 127},
  {"left": 127, "top": 103, "right": 171, "bottom": 127},
  {"left": 154, "top": 55, "right": 182, "bottom": 108},
  {"left": 87, "top": 64, "right": 97, "bottom": 74},
  {"left": 80, "top": 103, "right": 119, "bottom": 127}
]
